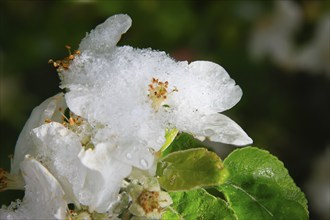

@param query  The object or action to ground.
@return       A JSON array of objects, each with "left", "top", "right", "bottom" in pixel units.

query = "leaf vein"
[{"left": 230, "top": 183, "right": 274, "bottom": 217}]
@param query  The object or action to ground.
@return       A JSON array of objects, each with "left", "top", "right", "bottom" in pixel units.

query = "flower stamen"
[
  {"left": 148, "top": 78, "right": 177, "bottom": 111},
  {"left": 60, "top": 110, "right": 83, "bottom": 128},
  {"left": 0, "top": 168, "right": 24, "bottom": 192},
  {"left": 48, "top": 45, "right": 80, "bottom": 72}
]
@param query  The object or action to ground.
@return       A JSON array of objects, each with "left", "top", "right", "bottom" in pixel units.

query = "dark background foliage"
[{"left": 0, "top": 0, "right": 329, "bottom": 219}]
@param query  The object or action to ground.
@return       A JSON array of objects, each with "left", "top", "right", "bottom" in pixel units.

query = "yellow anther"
[
  {"left": 49, "top": 45, "right": 81, "bottom": 72},
  {"left": 148, "top": 78, "right": 177, "bottom": 111}
]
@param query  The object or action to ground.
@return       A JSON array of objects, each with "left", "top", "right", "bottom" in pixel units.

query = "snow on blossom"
[
  {"left": 60, "top": 14, "right": 252, "bottom": 170},
  {"left": 31, "top": 122, "right": 132, "bottom": 213},
  {"left": 4, "top": 91, "right": 131, "bottom": 214},
  {"left": 0, "top": 155, "right": 66, "bottom": 220},
  {"left": 2, "top": 13, "right": 253, "bottom": 218}
]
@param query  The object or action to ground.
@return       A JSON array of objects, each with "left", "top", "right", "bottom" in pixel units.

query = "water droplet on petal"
[
  {"left": 140, "top": 159, "right": 148, "bottom": 168},
  {"left": 126, "top": 153, "right": 132, "bottom": 159},
  {"left": 204, "top": 129, "right": 214, "bottom": 136},
  {"left": 222, "top": 78, "right": 229, "bottom": 84}
]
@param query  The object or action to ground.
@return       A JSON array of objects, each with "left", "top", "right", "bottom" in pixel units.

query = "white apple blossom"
[
  {"left": 249, "top": 1, "right": 302, "bottom": 67},
  {"left": 249, "top": 2, "right": 329, "bottom": 76},
  {"left": 0, "top": 155, "right": 67, "bottom": 220},
  {"left": 8, "top": 93, "right": 132, "bottom": 214},
  {"left": 60, "top": 14, "right": 252, "bottom": 171},
  {"left": 292, "top": 14, "right": 330, "bottom": 76},
  {"left": 128, "top": 180, "right": 172, "bottom": 219},
  {"left": 1, "top": 14, "right": 254, "bottom": 219},
  {"left": 126, "top": 171, "right": 172, "bottom": 219},
  {"left": 31, "top": 122, "right": 132, "bottom": 213}
]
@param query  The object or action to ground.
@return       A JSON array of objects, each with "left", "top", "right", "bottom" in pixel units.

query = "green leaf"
[
  {"left": 217, "top": 147, "right": 308, "bottom": 220},
  {"left": 161, "top": 132, "right": 206, "bottom": 157},
  {"left": 157, "top": 148, "right": 229, "bottom": 191},
  {"left": 162, "top": 188, "right": 237, "bottom": 220}
]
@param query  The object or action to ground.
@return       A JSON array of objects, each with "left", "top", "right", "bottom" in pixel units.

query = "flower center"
[
  {"left": 138, "top": 190, "right": 161, "bottom": 214},
  {"left": 148, "top": 78, "right": 177, "bottom": 111},
  {"left": 45, "top": 108, "right": 95, "bottom": 150}
]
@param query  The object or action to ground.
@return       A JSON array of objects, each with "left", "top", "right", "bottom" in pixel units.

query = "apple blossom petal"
[
  {"left": 78, "top": 143, "right": 132, "bottom": 212},
  {"left": 31, "top": 122, "right": 85, "bottom": 205},
  {"left": 198, "top": 114, "right": 252, "bottom": 146},
  {"left": 187, "top": 61, "right": 243, "bottom": 112},
  {"left": 11, "top": 93, "right": 66, "bottom": 174},
  {"left": 79, "top": 14, "right": 132, "bottom": 52},
  {"left": 0, "top": 156, "right": 66, "bottom": 220}
]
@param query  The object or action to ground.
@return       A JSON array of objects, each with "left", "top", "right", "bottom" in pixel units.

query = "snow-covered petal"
[
  {"left": 197, "top": 114, "right": 252, "bottom": 146},
  {"left": 60, "top": 14, "right": 252, "bottom": 169},
  {"left": 11, "top": 93, "right": 66, "bottom": 174},
  {"left": 185, "top": 61, "right": 243, "bottom": 113},
  {"left": 31, "top": 122, "right": 131, "bottom": 213},
  {"left": 79, "top": 14, "right": 132, "bottom": 52},
  {"left": 0, "top": 156, "right": 66, "bottom": 220},
  {"left": 31, "top": 122, "right": 85, "bottom": 205}
]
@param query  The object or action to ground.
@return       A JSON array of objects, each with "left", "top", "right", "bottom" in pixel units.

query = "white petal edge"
[
  {"left": 79, "top": 14, "right": 132, "bottom": 52},
  {"left": 31, "top": 122, "right": 83, "bottom": 206},
  {"left": 198, "top": 113, "right": 252, "bottom": 146},
  {"left": 64, "top": 89, "right": 94, "bottom": 124},
  {"left": 11, "top": 93, "right": 66, "bottom": 174},
  {"left": 0, "top": 155, "right": 67, "bottom": 220},
  {"left": 188, "top": 61, "right": 243, "bottom": 112}
]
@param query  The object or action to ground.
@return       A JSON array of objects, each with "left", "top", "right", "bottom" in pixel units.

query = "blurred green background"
[{"left": 0, "top": 0, "right": 329, "bottom": 219}]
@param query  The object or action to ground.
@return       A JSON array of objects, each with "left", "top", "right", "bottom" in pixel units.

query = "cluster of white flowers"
[
  {"left": 249, "top": 1, "right": 330, "bottom": 76},
  {"left": 1, "top": 14, "right": 251, "bottom": 219}
]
